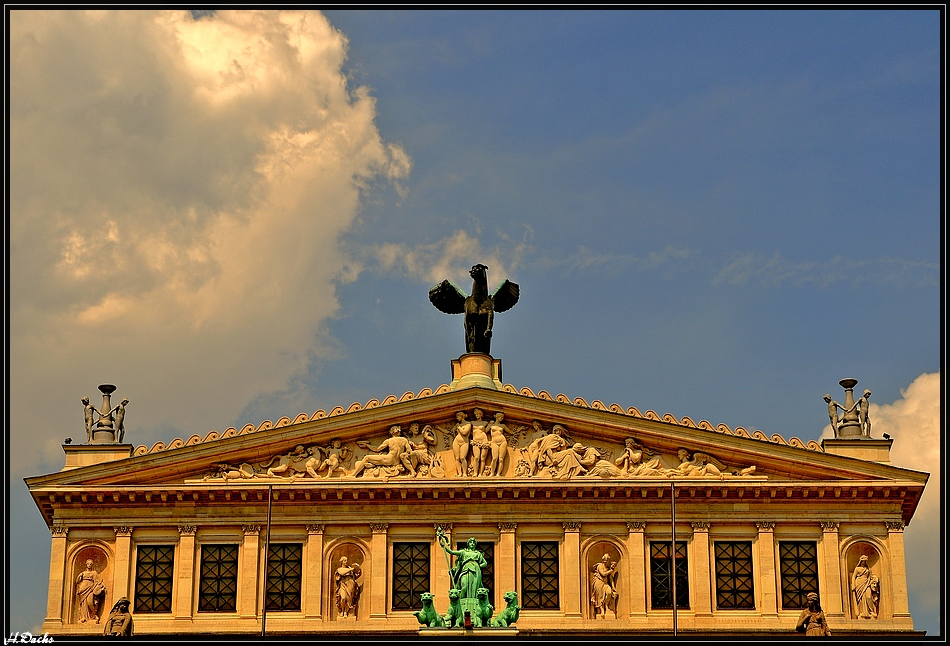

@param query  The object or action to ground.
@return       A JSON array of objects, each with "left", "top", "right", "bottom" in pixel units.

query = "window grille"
[
  {"left": 521, "top": 541, "right": 559, "bottom": 609},
  {"left": 266, "top": 543, "right": 302, "bottom": 612},
  {"left": 133, "top": 545, "right": 174, "bottom": 613},
  {"left": 779, "top": 541, "right": 819, "bottom": 609},
  {"left": 650, "top": 541, "right": 689, "bottom": 609},
  {"left": 392, "top": 542, "right": 430, "bottom": 610},
  {"left": 715, "top": 541, "right": 755, "bottom": 609},
  {"left": 198, "top": 544, "right": 239, "bottom": 613},
  {"left": 457, "top": 541, "right": 495, "bottom": 605}
]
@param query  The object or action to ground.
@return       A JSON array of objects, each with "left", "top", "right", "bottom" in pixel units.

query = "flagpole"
[{"left": 671, "top": 480, "right": 677, "bottom": 638}]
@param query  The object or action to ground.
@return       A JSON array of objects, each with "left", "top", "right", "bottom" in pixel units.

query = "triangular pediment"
[{"left": 27, "top": 386, "right": 928, "bottom": 489}]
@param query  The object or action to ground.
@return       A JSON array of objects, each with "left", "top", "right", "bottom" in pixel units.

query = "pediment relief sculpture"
[{"left": 189, "top": 410, "right": 761, "bottom": 483}]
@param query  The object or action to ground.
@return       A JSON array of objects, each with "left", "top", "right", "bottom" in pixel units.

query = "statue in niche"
[
  {"left": 796, "top": 592, "right": 831, "bottom": 636},
  {"left": 470, "top": 408, "right": 491, "bottom": 476},
  {"left": 76, "top": 558, "right": 106, "bottom": 623},
  {"left": 102, "top": 597, "right": 133, "bottom": 636},
  {"left": 614, "top": 438, "right": 664, "bottom": 476},
  {"left": 487, "top": 412, "right": 510, "bottom": 477},
  {"left": 451, "top": 411, "right": 473, "bottom": 477},
  {"left": 334, "top": 556, "right": 363, "bottom": 619},
  {"left": 590, "top": 553, "right": 619, "bottom": 619},
  {"left": 351, "top": 426, "right": 415, "bottom": 478},
  {"left": 318, "top": 439, "right": 353, "bottom": 478},
  {"left": 428, "top": 263, "right": 520, "bottom": 355},
  {"left": 851, "top": 555, "right": 879, "bottom": 619},
  {"left": 408, "top": 424, "right": 445, "bottom": 478},
  {"left": 437, "top": 529, "right": 488, "bottom": 601}
]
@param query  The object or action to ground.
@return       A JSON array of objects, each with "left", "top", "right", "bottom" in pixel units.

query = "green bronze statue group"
[{"left": 414, "top": 528, "right": 520, "bottom": 630}]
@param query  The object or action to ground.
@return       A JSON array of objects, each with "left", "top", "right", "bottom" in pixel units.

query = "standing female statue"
[
  {"left": 470, "top": 409, "right": 491, "bottom": 477},
  {"left": 334, "top": 556, "right": 363, "bottom": 618},
  {"left": 487, "top": 412, "right": 510, "bottom": 477},
  {"left": 796, "top": 592, "right": 831, "bottom": 636},
  {"left": 76, "top": 558, "right": 106, "bottom": 623},
  {"left": 451, "top": 411, "right": 473, "bottom": 477},
  {"left": 437, "top": 530, "right": 488, "bottom": 600},
  {"left": 590, "top": 554, "right": 619, "bottom": 619},
  {"left": 102, "top": 597, "right": 133, "bottom": 636},
  {"left": 851, "top": 555, "right": 878, "bottom": 619}
]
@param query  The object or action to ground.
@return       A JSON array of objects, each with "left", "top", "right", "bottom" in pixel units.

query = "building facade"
[{"left": 27, "top": 354, "right": 927, "bottom": 637}]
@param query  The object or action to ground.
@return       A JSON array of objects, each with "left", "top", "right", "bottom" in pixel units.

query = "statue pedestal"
[
  {"left": 449, "top": 354, "right": 503, "bottom": 391},
  {"left": 63, "top": 444, "right": 133, "bottom": 470}
]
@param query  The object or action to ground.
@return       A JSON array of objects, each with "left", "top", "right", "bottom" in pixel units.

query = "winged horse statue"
[{"left": 428, "top": 264, "right": 520, "bottom": 355}]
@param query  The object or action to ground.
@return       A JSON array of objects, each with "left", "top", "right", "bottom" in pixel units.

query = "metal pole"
[
  {"left": 671, "top": 480, "right": 677, "bottom": 638},
  {"left": 261, "top": 485, "right": 273, "bottom": 639}
]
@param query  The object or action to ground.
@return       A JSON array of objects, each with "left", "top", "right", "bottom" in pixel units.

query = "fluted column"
[
  {"left": 497, "top": 523, "right": 517, "bottom": 599},
  {"left": 434, "top": 523, "right": 453, "bottom": 603},
  {"left": 885, "top": 521, "right": 910, "bottom": 618},
  {"left": 46, "top": 526, "right": 69, "bottom": 624},
  {"left": 112, "top": 527, "right": 133, "bottom": 602},
  {"left": 305, "top": 524, "right": 325, "bottom": 619},
  {"left": 819, "top": 522, "right": 843, "bottom": 617},
  {"left": 240, "top": 525, "right": 261, "bottom": 618},
  {"left": 755, "top": 522, "right": 778, "bottom": 616},
  {"left": 562, "top": 522, "right": 582, "bottom": 617},
  {"left": 369, "top": 523, "right": 389, "bottom": 619},
  {"left": 690, "top": 522, "right": 712, "bottom": 616},
  {"left": 625, "top": 522, "right": 646, "bottom": 618},
  {"left": 175, "top": 525, "right": 197, "bottom": 619}
]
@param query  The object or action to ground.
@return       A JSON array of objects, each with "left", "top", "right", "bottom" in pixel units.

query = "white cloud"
[
  {"left": 371, "top": 230, "right": 525, "bottom": 288},
  {"left": 10, "top": 10, "right": 408, "bottom": 472},
  {"left": 819, "top": 372, "right": 941, "bottom": 625},
  {"left": 713, "top": 252, "right": 938, "bottom": 287}
]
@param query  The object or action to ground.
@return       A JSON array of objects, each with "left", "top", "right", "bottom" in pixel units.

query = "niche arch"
[
  {"left": 580, "top": 535, "right": 627, "bottom": 620},
  {"left": 66, "top": 541, "right": 113, "bottom": 625},
  {"left": 840, "top": 536, "right": 889, "bottom": 621},
  {"left": 325, "top": 537, "right": 370, "bottom": 621}
]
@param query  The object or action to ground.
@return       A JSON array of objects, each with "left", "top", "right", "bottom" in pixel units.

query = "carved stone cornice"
[
  {"left": 885, "top": 520, "right": 905, "bottom": 532},
  {"left": 562, "top": 521, "right": 582, "bottom": 533},
  {"left": 820, "top": 521, "right": 840, "bottom": 533},
  {"left": 306, "top": 524, "right": 326, "bottom": 535},
  {"left": 50, "top": 526, "right": 68, "bottom": 537},
  {"left": 113, "top": 526, "right": 133, "bottom": 537},
  {"left": 691, "top": 521, "right": 710, "bottom": 532},
  {"left": 370, "top": 523, "right": 389, "bottom": 534},
  {"left": 434, "top": 522, "right": 454, "bottom": 533},
  {"left": 498, "top": 522, "right": 518, "bottom": 533},
  {"left": 755, "top": 522, "right": 776, "bottom": 532},
  {"left": 626, "top": 521, "right": 645, "bottom": 533},
  {"left": 242, "top": 525, "right": 261, "bottom": 536},
  {"left": 178, "top": 525, "right": 197, "bottom": 536}
]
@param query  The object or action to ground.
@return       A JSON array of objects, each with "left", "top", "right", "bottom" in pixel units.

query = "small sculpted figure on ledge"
[{"left": 795, "top": 592, "right": 831, "bottom": 636}]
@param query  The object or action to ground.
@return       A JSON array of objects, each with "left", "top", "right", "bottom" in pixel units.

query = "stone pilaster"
[
  {"left": 497, "top": 523, "right": 518, "bottom": 598},
  {"left": 885, "top": 520, "right": 910, "bottom": 619},
  {"left": 433, "top": 523, "right": 454, "bottom": 603},
  {"left": 305, "top": 524, "right": 325, "bottom": 619},
  {"left": 562, "top": 522, "right": 582, "bottom": 617},
  {"left": 755, "top": 522, "right": 778, "bottom": 617},
  {"left": 819, "top": 522, "right": 843, "bottom": 617},
  {"left": 175, "top": 525, "right": 197, "bottom": 619},
  {"left": 112, "top": 527, "right": 133, "bottom": 602},
  {"left": 625, "top": 522, "right": 646, "bottom": 618},
  {"left": 240, "top": 525, "right": 261, "bottom": 618},
  {"left": 46, "top": 526, "right": 69, "bottom": 624},
  {"left": 690, "top": 522, "right": 712, "bottom": 616},
  {"left": 369, "top": 523, "right": 389, "bottom": 619}
]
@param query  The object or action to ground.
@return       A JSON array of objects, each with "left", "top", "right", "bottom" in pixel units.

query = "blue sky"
[{"left": 8, "top": 10, "right": 941, "bottom": 635}]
